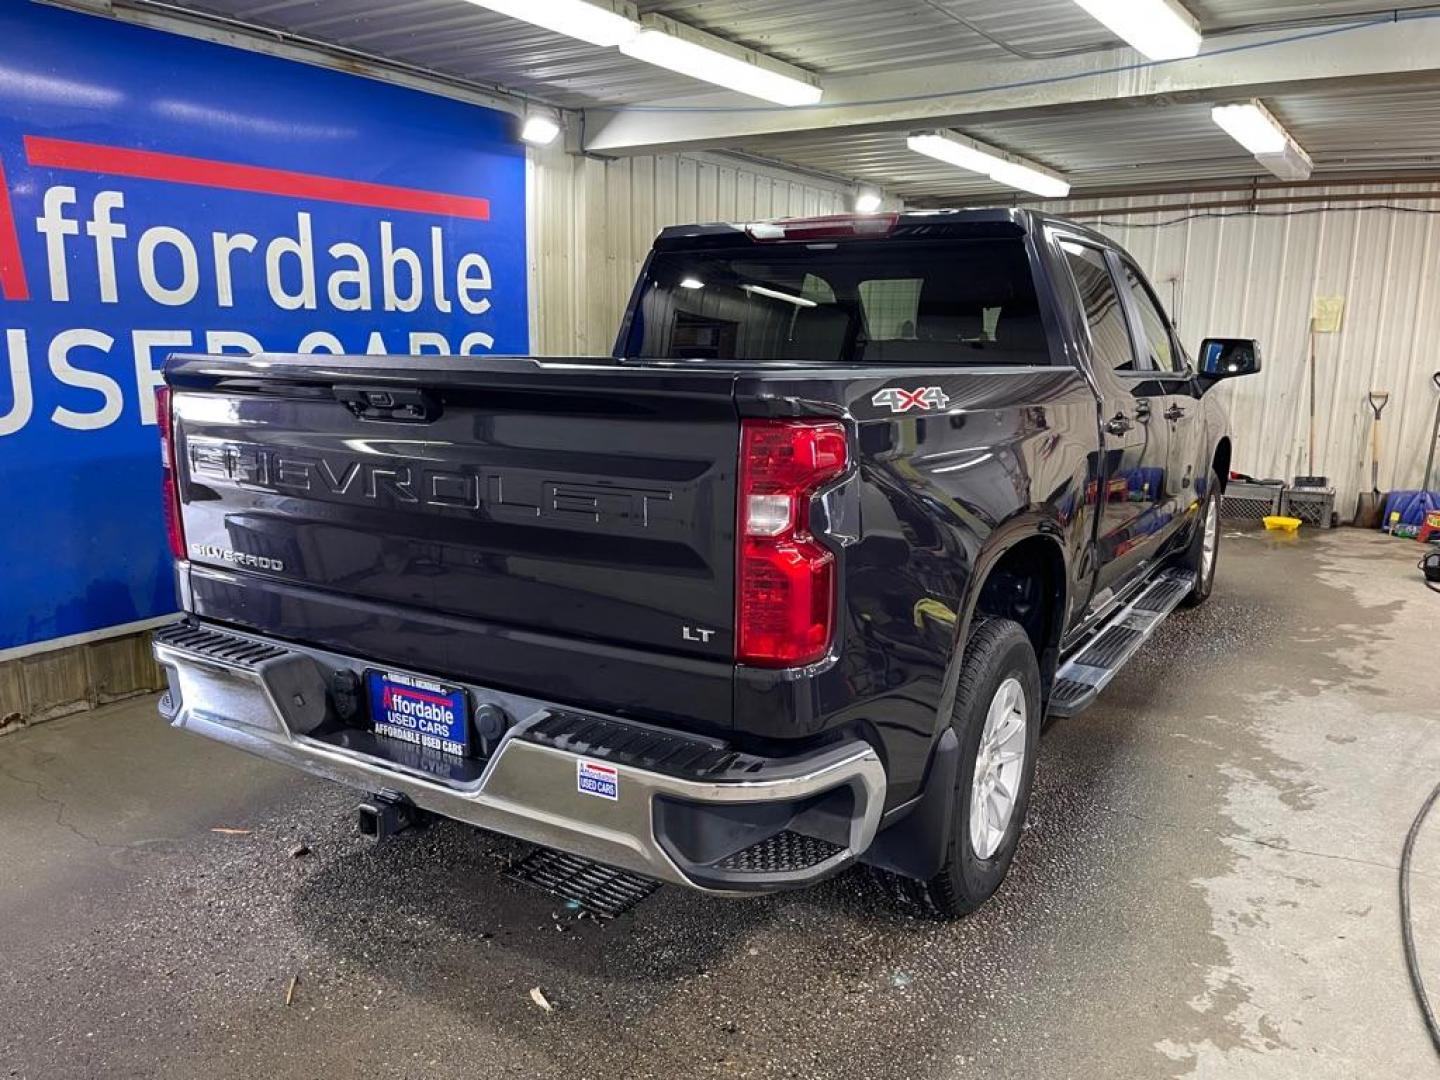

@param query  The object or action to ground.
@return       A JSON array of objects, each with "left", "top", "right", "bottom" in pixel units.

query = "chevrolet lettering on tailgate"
[{"left": 186, "top": 437, "right": 676, "bottom": 529}]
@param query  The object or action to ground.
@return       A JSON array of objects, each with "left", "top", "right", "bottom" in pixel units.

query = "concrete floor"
[{"left": 2, "top": 528, "right": 1437, "bottom": 1079}]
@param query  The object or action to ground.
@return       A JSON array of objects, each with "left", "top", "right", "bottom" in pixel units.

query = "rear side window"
[
  {"left": 1059, "top": 240, "right": 1137, "bottom": 373},
  {"left": 625, "top": 239, "right": 1051, "bottom": 365}
]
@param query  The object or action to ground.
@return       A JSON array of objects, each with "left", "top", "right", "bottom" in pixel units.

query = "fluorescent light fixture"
[
  {"left": 1211, "top": 99, "right": 1313, "bottom": 181},
  {"left": 742, "top": 284, "right": 817, "bottom": 308},
  {"left": 620, "top": 14, "right": 822, "bottom": 106},
  {"left": 464, "top": 0, "right": 640, "bottom": 48},
  {"left": 679, "top": 277, "right": 705, "bottom": 290},
  {"left": 854, "top": 188, "right": 883, "bottom": 214},
  {"left": 906, "top": 131, "right": 1004, "bottom": 174},
  {"left": 1069, "top": 0, "right": 1202, "bottom": 60},
  {"left": 466, "top": 3, "right": 821, "bottom": 107},
  {"left": 1255, "top": 141, "right": 1313, "bottom": 182},
  {"left": 1211, "top": 100, "right": 1287, "bottom": 155},
  {"left": 988, "top": 159, "right": 1071, "bottom": 199},
  {"left": 520, "top": 114, "right": 562, "bottom": 145},
  {"left": 907, "top": 130, "right": 1071, "bottom": 198}
]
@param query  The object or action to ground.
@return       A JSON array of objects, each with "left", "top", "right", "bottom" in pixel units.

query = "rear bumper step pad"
[
  {"left": 715, "top": 830, "right": 844, "bottom": 874},
  {"left": 521, "top": 710, "right": 769, "bottom": 780}
]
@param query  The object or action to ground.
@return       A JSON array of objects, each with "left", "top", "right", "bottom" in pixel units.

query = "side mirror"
[{"left": 1198, "top": 337, "right": 1262, "bottom": 378}]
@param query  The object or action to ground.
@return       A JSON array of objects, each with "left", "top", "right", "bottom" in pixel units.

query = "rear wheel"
[
  {"left": 891, "top": 618, "right": 1040, "bottom": 919},
  {"left": 1180, "top": 473, "right": 1221, "bottom": 608}
]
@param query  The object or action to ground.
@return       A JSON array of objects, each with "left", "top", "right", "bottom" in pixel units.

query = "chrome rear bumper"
[{"left": 153, "top": 622, "right": 886, "bottom": 894}]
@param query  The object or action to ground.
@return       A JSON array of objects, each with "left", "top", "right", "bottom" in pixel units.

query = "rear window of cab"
[{"left": 625, "top": 239, "right": 1051, "bottom": 366}]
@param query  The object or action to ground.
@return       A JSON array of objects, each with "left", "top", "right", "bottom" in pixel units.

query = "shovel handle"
[
  {"left": 1426, "top": 373, "right": 1440, "bottom": 491},
  {"left": 1368, "top": 393, "right": 1388, "bottom": 490}
]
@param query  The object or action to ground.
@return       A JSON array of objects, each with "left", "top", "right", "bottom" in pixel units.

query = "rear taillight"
[
  {"left": 736, "top": 419, "right": 849, "bottom": 667},
  {"left": 156, "top": 386, "right": 186, "bottom": 561}
]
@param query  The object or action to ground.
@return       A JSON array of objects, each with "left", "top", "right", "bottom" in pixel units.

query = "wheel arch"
[
  {"left": 950, "top": 527, "right": 1070, "bottom": 711},
  {"left": 864, "top": 525, "right": 1068, "bottom": 885},
  {"left": 1212, "top": 436, "right": 1233, "bottom": 492}
]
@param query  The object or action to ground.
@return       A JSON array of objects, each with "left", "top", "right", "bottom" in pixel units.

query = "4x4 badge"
[{"left": 872, "top": 386, "right": 951, "bottom": 414}]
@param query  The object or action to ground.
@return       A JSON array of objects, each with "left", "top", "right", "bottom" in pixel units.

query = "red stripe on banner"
[
  {"left": 0, "top": 156, "right": 30, "bottom": 301},
  {"left": 23, "top": 135, "right": 491, "bottom": 221},
  {"left": 392, "top": 687, "right": 457, "bottom": 707}
]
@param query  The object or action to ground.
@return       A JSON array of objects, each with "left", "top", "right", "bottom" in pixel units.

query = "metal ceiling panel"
[
  {"left": 139, "top": 0, "right": 1440, "bottom": 108},
  {"left": 732, "top": 80, "right": 1440, "bottom": 203},
  {"left": 106, "top": 0, "right": 1440, "bottom": 196}
]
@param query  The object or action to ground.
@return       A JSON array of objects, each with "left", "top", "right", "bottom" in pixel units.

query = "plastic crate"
[
  {"left": 1222, "top": 480, "right": 1282, "bottom": 522},
  {"left": 1281, "top": 486, "right": 1335, "bottom": 528}
]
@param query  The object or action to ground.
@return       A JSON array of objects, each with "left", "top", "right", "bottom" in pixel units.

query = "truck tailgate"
[{"left": 166, "top": 354, "right": 739, "bottom": 726}]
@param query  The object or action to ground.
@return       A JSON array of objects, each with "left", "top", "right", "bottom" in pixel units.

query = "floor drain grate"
[{"left": 506, "top": 848, "right": 660, "bottom": 918}]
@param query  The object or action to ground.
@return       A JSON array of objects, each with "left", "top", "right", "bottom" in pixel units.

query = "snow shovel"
[{"left": 1355, "top": 390, "right": 1390, "bottom": 528}]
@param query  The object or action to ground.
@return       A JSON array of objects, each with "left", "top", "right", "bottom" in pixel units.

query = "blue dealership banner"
[{"left": 0, "top": 3, "right": 528, "bottom": 650}]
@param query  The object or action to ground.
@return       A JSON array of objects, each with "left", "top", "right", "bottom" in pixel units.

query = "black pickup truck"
[{"left": 153, "top": 208, "right": 1259, "bottom": 917}]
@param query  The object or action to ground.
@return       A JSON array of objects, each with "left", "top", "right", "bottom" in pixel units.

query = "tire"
[
  {"left": 1179, "top": 471, "right": 1221, "bottom": 608},
  {"left": 890, "top": 618, "right": 1041, "bottom": 919}
]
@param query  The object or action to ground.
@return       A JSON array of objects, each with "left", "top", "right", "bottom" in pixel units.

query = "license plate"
[{"left": 365, "top": 669, "right": 471, "bottom": 758}]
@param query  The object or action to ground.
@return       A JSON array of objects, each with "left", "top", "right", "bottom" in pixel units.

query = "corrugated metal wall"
[
  {"left": 527, "top": 144, "right": 849, "bottom": 356},
  {"left": 1060, "top": 184, "right": 1440, "bottom": 518},
  {"left": 525, "top": 158, "right": 1440, "bottom": 519}
]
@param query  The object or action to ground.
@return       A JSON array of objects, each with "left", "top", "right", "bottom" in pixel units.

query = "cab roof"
[{"left": 653, "top": 207, "right": 1112, "bottom": 251}]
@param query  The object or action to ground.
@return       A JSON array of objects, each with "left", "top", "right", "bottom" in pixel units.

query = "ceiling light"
[
  {"left": 907, "top": 130, "right": 1071, "bottom": 199},
  {"left": 679, "top": 277, "right": 705, "bottom": 289},
  {"left": 466, "top": 3, "right": 821, "bottom": 107},
  {"left": 464, "top": 0, "right": 640, "bottom": 48},
  {"left": 1069, "top": 0, "right": 1202, "bottom": 60},
  {"left": 854, "top": 188, "right": 883, "bottom": 214},
  {"left": 987, "top": 159, "right": 1071, "bottom": 199},
  {"left": 619, "top": 14, "right": 822, "bottom": 106},
  {"left": 906, "top": 131, "right": 1005, "bottom": 175},
  {"left": 1211, "top": 100, "right": 1287, "bottom": 155},
  {"left": 1211, "top": 99, "right": 1312, "bottom": 181},
  {"left": 1255, "top": 142, "right": 1313, "bottom": 182},
  {"left": 520, "top": 114, "right": 562, "bottom": 145}
]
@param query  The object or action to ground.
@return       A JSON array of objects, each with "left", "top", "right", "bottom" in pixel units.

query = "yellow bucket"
[{"left": 1263, "top": 515, "right": 1302, "bottom": 533}]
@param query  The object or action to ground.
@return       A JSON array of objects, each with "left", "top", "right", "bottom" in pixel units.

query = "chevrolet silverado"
[{"left": 153, "top": 208, "right": 1259, "bottom": 917}]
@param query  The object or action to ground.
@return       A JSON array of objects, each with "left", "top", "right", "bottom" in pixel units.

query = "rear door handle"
[
  {"left": 1164, "top": 404, "right": 1187, "bottom": 421},
  {"left": 1105, "top": 414, "right": 1134, "bottom": 436}
]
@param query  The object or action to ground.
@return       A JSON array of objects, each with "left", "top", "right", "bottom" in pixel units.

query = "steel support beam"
[{"left": 583, "top": 15, "right": 1440, "bottom": 156}]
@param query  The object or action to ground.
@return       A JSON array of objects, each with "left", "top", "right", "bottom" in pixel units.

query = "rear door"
[
  {"left": 1115, "top": 258, "right": 1207, "bottom": 524},
  {"left": 1054, "top": 237, "right": 1170, "bottom": 597},
  {"left": 170, "top": 355, "right": 739, "bottom": 664}
]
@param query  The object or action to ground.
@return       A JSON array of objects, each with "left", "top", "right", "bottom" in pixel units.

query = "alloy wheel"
[{"left": 969, "top": 676, "right": 1028, "bottom": 860}]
